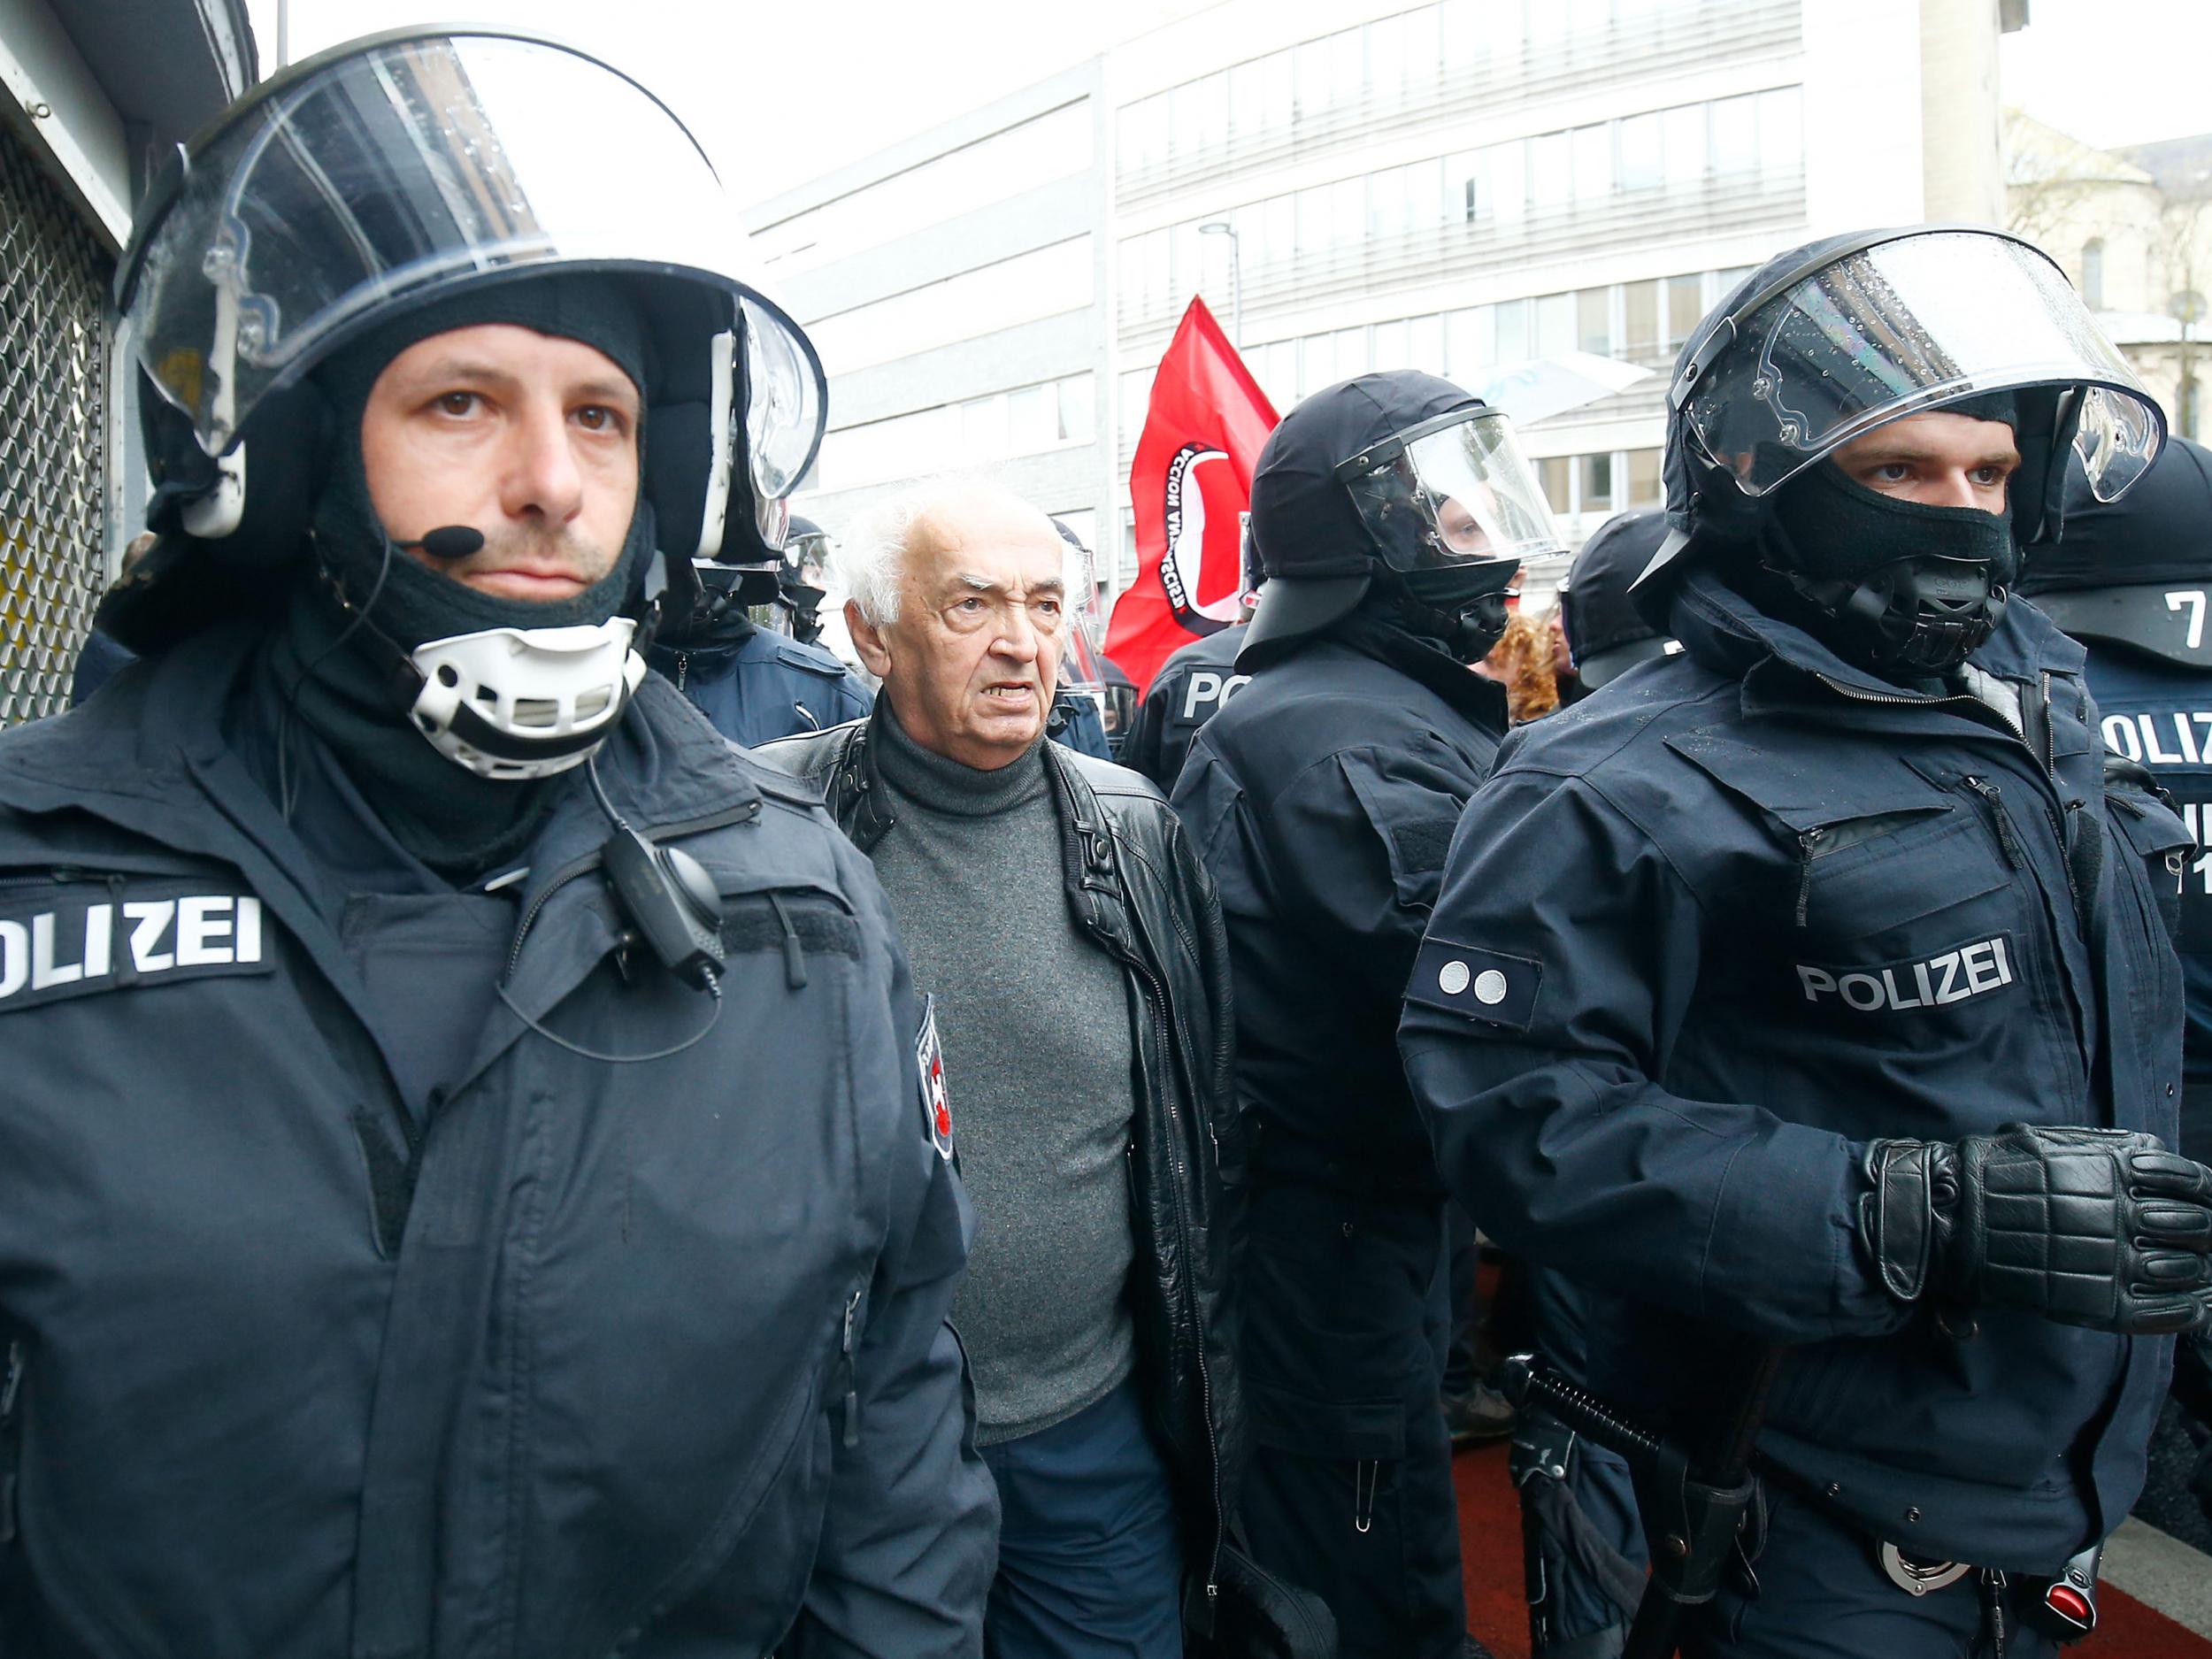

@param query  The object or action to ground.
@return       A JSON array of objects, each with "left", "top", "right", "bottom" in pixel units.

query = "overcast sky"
[{"left": 242, "top": 0, "right": 2210, "bottom": 205}]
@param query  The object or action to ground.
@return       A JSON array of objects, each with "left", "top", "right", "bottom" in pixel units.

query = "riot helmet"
[
  {"left": 105, "top": 28, "right": 827, "bottom": 778},
  {"left": 1559, "top": 510, "right": 1678, "bottom": 688},
  {"left": 1645, "top": 226, "right": 2163, "bottom": 676},
  {"left": 1243, "top": 372, "right": 1562, "bottom": 666},
  {"left": 2019, "top": 437, "right": 2212, "bottom": 669},
  {"left": 778, "top": 515, "right": 833, "bottom": 644},
  {"left": 1050, "top": 518, "right": 1133, "bottom": 741}
]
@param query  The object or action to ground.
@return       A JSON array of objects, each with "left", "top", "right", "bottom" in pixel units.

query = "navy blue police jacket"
[
  {"left": 1126, "top": 629, "right": 1249, "bottom": 793},
  {"left": 2077, "top": 647, "right": 2212, "bottom": 1160},
  {"left": 650, "top": 623, "right": 872, "bottom": 749},
  {"left": 1399, "top": 568, "right": 2193, "bottom": 1571},
  {"left": 1173, "top": 632, "right": 1507, "bottom": 1191},
  {"left": 0, "top": 623, "right": 995, "bottom": 1657}
]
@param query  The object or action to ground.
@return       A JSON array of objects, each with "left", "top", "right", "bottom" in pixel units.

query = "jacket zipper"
[
  {"left": 673, "top": 653, "right": 688, "bottom": 693},
  {"left": 838, "top": 1286, "right": 863, "bottom": 1449},
  {"left": 1960, "top": 777, "right": 2028, "bottom": 869},
  {"left": 0, "top": 1338, "right": 22, "bottom": 1546}
]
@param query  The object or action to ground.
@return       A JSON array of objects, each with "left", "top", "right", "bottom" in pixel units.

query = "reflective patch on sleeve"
[
  {"left": 1404, "top": 938, "right": 1542, "bottom": 1031},
  {"left": 916, "top": 994, "right": 954, "bottom": 1161}
]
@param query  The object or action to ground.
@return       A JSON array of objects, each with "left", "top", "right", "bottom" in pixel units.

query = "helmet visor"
[
  {"left": 1338, "top": 408, "right": 1563, "bottom": 572},
  {"left": 125, "top": 29, "right": 826, "bottom": 495},
  {"left": 1683, "top": 230, "right": 2162, "bottom": 503}
]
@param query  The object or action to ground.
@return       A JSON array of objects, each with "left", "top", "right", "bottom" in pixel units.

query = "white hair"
[{"left": 831, "top": 473, "right": 1089, "bottom": 629}]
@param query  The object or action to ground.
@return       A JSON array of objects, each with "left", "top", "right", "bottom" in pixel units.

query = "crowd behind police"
[{"left": 9, "top": 27, "right": 2212, "bottom": 1659}]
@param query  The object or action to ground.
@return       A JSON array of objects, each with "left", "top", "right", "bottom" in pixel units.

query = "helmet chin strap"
[
  {"left": 1380, "top": 566, "right": 1517, "bottom": 665},
  {"left": 319, "top": 535, "right": 650, "bottom": 781}
]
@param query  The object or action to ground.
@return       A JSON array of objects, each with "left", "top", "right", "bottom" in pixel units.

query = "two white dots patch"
[{"left": 1438, "top": 959, "right": 1509, "bottom": 1005}]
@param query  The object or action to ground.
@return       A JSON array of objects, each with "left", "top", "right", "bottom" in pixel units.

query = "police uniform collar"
[{"left": 1672, "top": 566, "right": 2084, "bottom": 710}]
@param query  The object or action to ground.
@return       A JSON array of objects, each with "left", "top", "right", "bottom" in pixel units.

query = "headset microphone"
[{"left": 395, "top": 526, "right": 486, "bottom": 559}]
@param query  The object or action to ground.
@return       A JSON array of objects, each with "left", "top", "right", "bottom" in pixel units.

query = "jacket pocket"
[
  {"left": 2108, "top": 787, "right": 2194, "bottom": 944},
  {"left": 1247, "top": 1378, "right": 1405, "bottom": 1463}
]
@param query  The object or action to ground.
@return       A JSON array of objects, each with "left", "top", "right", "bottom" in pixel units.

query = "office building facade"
[{"left": 750, "top": 0, "right": 2015, "bottom": 611}]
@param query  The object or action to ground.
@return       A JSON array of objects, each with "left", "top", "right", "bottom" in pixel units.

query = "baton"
[{"left": 1499, "top": 1347, "right": 1785, "bottom": 1659}]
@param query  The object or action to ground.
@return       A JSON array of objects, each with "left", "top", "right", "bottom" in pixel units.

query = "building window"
[
  {"left": 1627, "top": 448, "right": 1663, "bottom": 506},
  {"left": 2183, "top": 375, "right": 2201, "bottom": 441},
  {"left": 1538, "top": 457, "right": 1572, "bottom": 516},
  {"left": 2081, "top": 238, "right": 2106, "bottom": 310}
]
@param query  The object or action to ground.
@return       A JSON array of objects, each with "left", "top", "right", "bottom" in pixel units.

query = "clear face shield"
[
  {"left": 1678, "top": 230, "right": 2163, "bottom": 506},
  {"left": 118, "top": 29, "right": 826, "bottom": 554},
  {"left": 1333, "top": 407, "right": 1564, "bottom": 576}
]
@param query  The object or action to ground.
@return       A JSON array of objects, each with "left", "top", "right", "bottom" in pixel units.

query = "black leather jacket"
[{"left": 758, "top": 714, "right": 1246, "bottom": 1603}]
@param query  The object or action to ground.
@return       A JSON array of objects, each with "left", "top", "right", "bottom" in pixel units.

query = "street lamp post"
[{"left": 1200, "top": 220, "right": 1241, "bottom": 349}]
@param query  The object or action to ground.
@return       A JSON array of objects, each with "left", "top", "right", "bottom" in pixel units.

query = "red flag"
[{"left": 1106, "top": 296, "right": 1279, "bottom": 695}]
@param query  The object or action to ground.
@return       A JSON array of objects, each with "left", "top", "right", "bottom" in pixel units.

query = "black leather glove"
[{"left": 1859, "top": 1125, "right": 2212, "bottom": 1335}]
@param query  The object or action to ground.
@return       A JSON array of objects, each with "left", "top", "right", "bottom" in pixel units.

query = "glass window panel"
[
  {"left": 1372, "top": 318, "right": 1411, "bottom": 372},
  {"left": 1759, "top": 88, "right": 1802, "bottom": 180},
  {"left": 1301, "top": 333, "right": 1336, "bottom": 396},
  {"left": 1662, "top": 103, "right": 1706, "bottom": 186},
  {"left": 1409, "top": 313, "right": 1444, "bottom": 373},
  {"left": 1404, "top": 6, "right": 1443, "bottom": 90},
  {"left": 1536, "top": 292, "right": 1576, "bottom": 357},
  {"left": 1331, "top": 28, "right": 1363, "bottom": 108},
  {"left": 1665, "top": 273, "right": 1704, "bottom": 346},
  {"left": 1229, "top": 61, "right": 1264, "bottom": 138},
  {"left": 1578, "top": 287, "right": 1612, "bottom": 355},
  {"left": 1573, "top": 124, "right": 1614, "bottom": 200},
  {"left": 1119, "top": 238, "right": 1145, "bottom": 311},
  {"left": 1528, "top": 0, "right": 1569, "bottom": 50},
  {"left": 1294, "top": 38, "right": 1331, "bottom": 114},
  {"left": 1263, "top": 51, "right": 1294, "bottom": 130},
  {"left": 1060, "top": 373, "right": 1095, "bottom": 443},
  {"left": 1371, "top": 165, "right": 1409, "bottom": 241},
  {"left": 1716, "top": 265, "right": 1754, "bottom": 295},
  {"left": 1169, "top": 81, "right": 1201, "bottom": 158},
  {"left": 1368, "top": 13, "right": 1406, "bottom": 104},
  {"left": 1623, "top": 279, "right": 1659, "bottom": 361},
  {"left": 1538, "top": 455, "right": 1572, "bottom": 515},
  {"left": 1120, "top": 368, "right": 1153, "bottom": 446},
  {"left": 1570, "top": 0, "right": 1612, "bottom": 39},
  {"left": 1296, "top": 186, "right": 1332, "bottom": 253},
  {"left": 1198, "top": 73, "right": 1230, "bottom": 156},
  {"left": 1233, "top": 200, "right": 1267, "bottom": 270},
  {"left": 1495, "top": 296, "right": 1531, "bottom": 360},
  {"left": 1710, "top": 94, "right": 1758, "bottom": 174},
  {"left": 1448, "top": 305, "right": 1495, "bottom": 379},
  {"left": 1008, "top": 383, "right": 1052, "bottom": 452},
  {"left": 1124, "top": 97, "right": 1165, "bottom": 174},
  {"left": 1580, "top": 452, "right": 1616, "bottom": 512},
  {"left": 1440, "top": 0, "right": 1484, "bottom": 69},
  {"left": 1171, "top": 221, "right": 1206, "bottom": 296},
  {"left": 963, "top": 393, "right": 1010, "bottom": 462},
  {"left": 1489, "top": 141, "right": 1527, "bottom": 226},
  {"left": 1532, "top": 132, "right": 1572, "bottom": 208},
  {"left": 1264, "top": 340, "right": 1299, "bottom": 409},
  {"left": 1264, "top": 196, "right": 1296, "bottom": 271},
  {"left": 1334, "top": 326, "right": 1369, "bottom": 378},
  {"left": 1627, "top": 446, "right": 1663, "bottom": 505},
  {"left": 1619, "top": 111, "right": 1663, "bottom": 191},
  {"left": 1333, "top": 177, "right": 1365, "bottom": 248},
  {"left": 1407, "top": 157, "right": 1448, "bottom": 228},
  {"left": 1451, "top": 149, "right": 1486, "bottom": 221}
]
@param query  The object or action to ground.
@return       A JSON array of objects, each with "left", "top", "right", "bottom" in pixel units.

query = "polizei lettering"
[
  {"left": 1796, "top": 935, "right": 2014, "bottom": 1013},
  {"left": 0, "top": 892, "right": 268, "bottom": 1012}
]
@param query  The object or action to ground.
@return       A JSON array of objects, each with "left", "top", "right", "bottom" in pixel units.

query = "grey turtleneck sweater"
[{"left": 868, "top": 705, "right": 1138, "bottom": 1445}]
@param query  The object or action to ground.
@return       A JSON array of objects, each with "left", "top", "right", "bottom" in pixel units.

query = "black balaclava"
[
  {"left": 272, "top": 275, "right": 656, "bottom": 879},
  {"left": 1750, "top": 392, "right": 2022, "bottom": 679},
  {"left": 1380, "top": 560, "right": 1520, "bottom": 664}
]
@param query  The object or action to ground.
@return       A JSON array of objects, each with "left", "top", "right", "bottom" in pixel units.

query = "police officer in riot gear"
[
  {"left": 2019, "top": 437, "right": 2212, "bottom": 1162},
  {"left": 0, "top": 32, "right": 995, "bottom": 1653},
  {"left": 648, "top": 518, "right": 872, "bottom": 747},
  {"left": 1173, "top": 371, "right": 1564, "bottom": 1659},
  {"left": 780, "top": 513, "right": 836, "bottom": 644},
  {"left": 1558, "top": 509, "right": 1679, "bottom": 693},
  {"left": 1125, "top": 515, "right": 1258, "bottom": 790},
  {"left": 1401, "top": 226, "right": 2212, "bottom": 1657}
]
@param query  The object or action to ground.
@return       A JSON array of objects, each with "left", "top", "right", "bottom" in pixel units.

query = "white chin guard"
[{"left": 407, "top": 619, "right": 647, "bottom": 780}]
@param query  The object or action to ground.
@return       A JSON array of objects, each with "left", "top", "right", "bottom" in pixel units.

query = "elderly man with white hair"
[{"left": 758, "top": 480, "right": 1245, "bottom": 1659}]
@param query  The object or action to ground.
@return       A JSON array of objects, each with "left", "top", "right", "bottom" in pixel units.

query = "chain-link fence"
[{"left": 0, "top": 122, "right": 111, "bottom": 726}]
